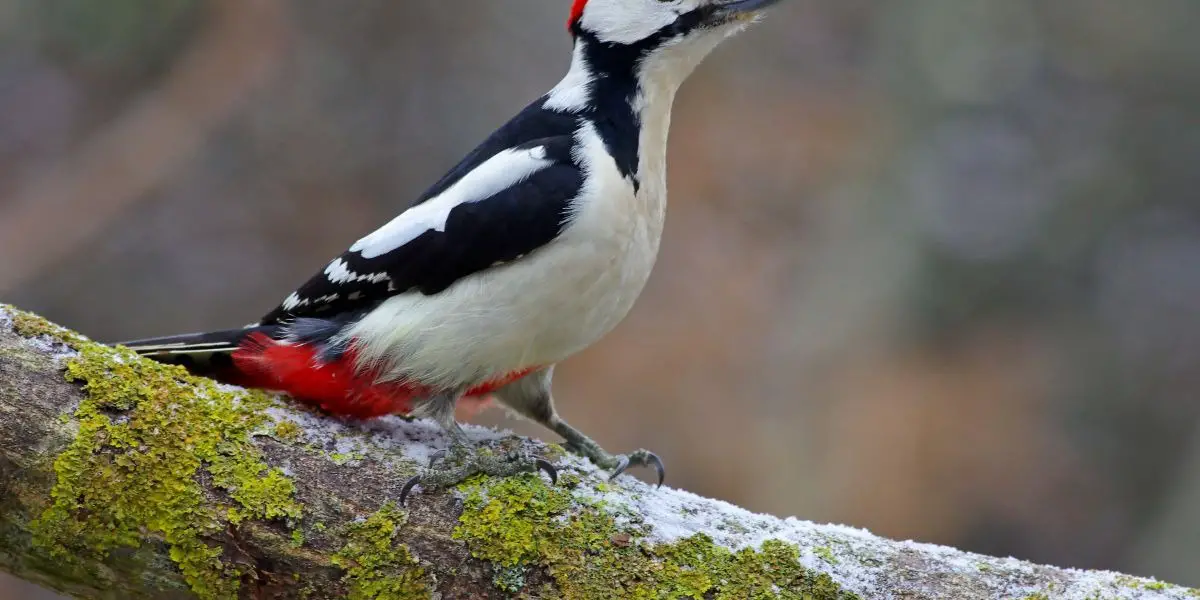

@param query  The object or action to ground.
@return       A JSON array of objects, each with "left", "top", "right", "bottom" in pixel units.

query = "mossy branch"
[{"left": 0, "top": 305, "right": 1194, "bottom": 600}]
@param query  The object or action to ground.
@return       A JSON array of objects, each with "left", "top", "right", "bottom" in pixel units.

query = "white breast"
[{"left": 342, "top": 124, "right": 666, "bottom": 391}]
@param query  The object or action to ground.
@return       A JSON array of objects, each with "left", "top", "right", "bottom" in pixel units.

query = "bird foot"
[
  {"left": 610, "top": 449, "right": 666, "bottom": 487},
  {"left": 565, "top": 442, "right": 665, "bottom": 488},
  {"left": 399, "top": 446, "right": 557, "bottom": 506}
]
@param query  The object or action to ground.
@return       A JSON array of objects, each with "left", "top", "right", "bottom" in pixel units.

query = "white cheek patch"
[{"left": 350, "top": 146, "right": 553, "bottom": 260}]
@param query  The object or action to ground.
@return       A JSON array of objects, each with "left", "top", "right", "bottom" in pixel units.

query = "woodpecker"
[{"left": 119, "top": 0, "right": 782, "bottom": 501}]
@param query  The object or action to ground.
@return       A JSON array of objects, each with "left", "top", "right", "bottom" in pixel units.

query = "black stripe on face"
[{"left": 573, "top": 8, "right": 713, "bottom": 187}]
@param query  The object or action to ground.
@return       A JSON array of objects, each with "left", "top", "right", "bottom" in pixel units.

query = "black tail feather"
[
  {"left": 115, "top": 325, "right": 282, "bottom": 379},
  {"left": 117, "top": 326, "right": 280, "bottom": 355}
]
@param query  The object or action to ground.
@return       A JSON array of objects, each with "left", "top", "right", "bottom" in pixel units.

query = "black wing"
[{"left": 258, "top": 135, "right": 581, "bottom": 325}]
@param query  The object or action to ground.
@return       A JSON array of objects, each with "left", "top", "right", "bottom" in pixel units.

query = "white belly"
[
  {"left": 343, "top": 117, "right": 671, "bottom": 391},
  {"left": 342, "top": 192, "right": 663, "bottom": 391}
]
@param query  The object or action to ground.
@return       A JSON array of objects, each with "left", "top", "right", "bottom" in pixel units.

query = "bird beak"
[{"left": 710, "top": 0, "right": 784, "bottom": 22}]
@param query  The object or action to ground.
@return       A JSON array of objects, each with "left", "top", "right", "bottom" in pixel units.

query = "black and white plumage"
[
  {"left": 120, "top": 0, "right": 782, "bottom": 487},
  {"left": 260, "top": 135, "right": 581, "bottom": 324}
]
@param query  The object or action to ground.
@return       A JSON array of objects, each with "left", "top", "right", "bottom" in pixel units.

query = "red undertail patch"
[{"left": 231, "top": 333, "right": 534, "bottom": 420}]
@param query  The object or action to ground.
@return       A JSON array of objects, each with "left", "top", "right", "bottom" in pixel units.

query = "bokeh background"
[{"left": 2, "top": 0, "right": 1198, "bottom": 596}]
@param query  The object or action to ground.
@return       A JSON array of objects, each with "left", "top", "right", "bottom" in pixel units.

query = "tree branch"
[{"left": 0, "top": 305, "right": 1193, "bottom": 600}]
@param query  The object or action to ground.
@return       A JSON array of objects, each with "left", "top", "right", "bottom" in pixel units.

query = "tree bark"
[{"left": 0, "top": 305, "right": 1194, "bottom": 600}]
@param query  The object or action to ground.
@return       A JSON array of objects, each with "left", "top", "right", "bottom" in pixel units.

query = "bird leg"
[
  {"left": 399, "top": 387, "right": 555, "bottom": 506},
  {"left": 549, "top": 419, "right": 664, "bottom": 485},
  {"left": 491, "top": 367, "right": 665, "bottom": 487}
]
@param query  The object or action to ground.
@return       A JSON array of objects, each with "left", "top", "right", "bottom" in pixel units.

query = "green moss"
[
  {"left": 454, "top": 474, "right": 571, "bottom": 567},
  {"left": 492, "top": 565, "right": 526, "bottom": 593},
  {"left": 454, "top": 475, "right": 858, "bottom": 600},
  {"left": 1115, "top": 575, "right": 1199, "bottom": 596},
  {"left": 331, "top": 503, "right": 431, "bottom": 600},
  {"left": 14, "top": 310, "right": 302, "bottom": 600},
  {"left": 557, "top": 473, "right": 583, "bottom": 489},
  {"left": 539, "top": 443, "right": 567, "bottom": 461},
  {"left": 331, "top": 452, "right": 365, "bottom": 465},
  {"left": 7, "top": 308, "right": 88, "bottom": 347},
  {"left": 272, "top": 420, "right": 302, "bottom": 442},
  {"left": 812, "top": 545, "right": 839, "bottom": 565}
]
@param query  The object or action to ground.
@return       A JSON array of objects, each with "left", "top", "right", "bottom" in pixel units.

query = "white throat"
[{"left": 632, "top": 30, "right": 732, "bottom": 188}]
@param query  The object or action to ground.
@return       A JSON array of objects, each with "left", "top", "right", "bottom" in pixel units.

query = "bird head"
[
  {"left": 565, "top": 0, "right": 781, "bottom": 91},
  {"left": 568, "top": 0, "right": 780, "bottom": 43}
]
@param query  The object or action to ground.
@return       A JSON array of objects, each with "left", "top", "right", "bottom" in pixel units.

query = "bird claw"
[
  {"left": 399, "top": 474, "right": 423, "bottom": 507},
  {"left": 535, "top": 458, "right": 559, "bottom": 485},
  {"left": 398, "top": 451, "right": 558, "bottom": 506},
  {"left": 608, "top": 449, "right": 666, "bottom": 488}
]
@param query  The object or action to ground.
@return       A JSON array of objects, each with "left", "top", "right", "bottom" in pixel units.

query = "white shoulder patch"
[
  {"left": 350, "top": 146, "right": 554, "bottom": 260},
  {"left": 545, "top": 43, "right": 593, "bottom": 111}
]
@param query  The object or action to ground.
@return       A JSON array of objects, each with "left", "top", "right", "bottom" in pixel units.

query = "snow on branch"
[{"left": 0, "top": 305, "right": 1194, "bottom": 600}]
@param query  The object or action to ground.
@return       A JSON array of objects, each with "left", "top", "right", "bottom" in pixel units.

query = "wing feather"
[{"left": 258, "top": 136, "right": 581, "bottom": 325}]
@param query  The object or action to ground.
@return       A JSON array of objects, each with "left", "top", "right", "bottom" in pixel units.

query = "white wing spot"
[
  {"left": 282, "top": 292, "right": 305, "bottom": 311},
  {"left": 324, "top": 258, "right": 390, "bottom": 285},
  {"left": 349, "top": 146, "right": 554, "bottom": 259}
]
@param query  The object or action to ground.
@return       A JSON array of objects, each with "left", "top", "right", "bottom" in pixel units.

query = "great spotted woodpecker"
[{"left": 120, "top": 0, "right": 781, "bottom": 501}]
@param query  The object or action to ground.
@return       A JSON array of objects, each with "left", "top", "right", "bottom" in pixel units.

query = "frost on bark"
[{"left": 0, "top": 305, "right": 1195, "bottom": 600}]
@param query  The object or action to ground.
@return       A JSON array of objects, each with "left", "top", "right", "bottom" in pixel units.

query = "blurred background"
[{"left": 2, "top": 0, "right": 1198, "bottom": 596}]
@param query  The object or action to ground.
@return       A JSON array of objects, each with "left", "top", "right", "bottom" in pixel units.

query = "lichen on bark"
[
  {"left": 2, "top": 305, "right": 1198, "bottom": 600},
  {"left": 331, "top": 503, "right": 430, "bottom": 600},
  {"left": 13, "top": 311, "right": 302, "bottom": 599},
  {"left": 453, "top": 474, "right": 857, "bottom": 599}
]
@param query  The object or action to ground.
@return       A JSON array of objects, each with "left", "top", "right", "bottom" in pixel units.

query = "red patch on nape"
[
  {"left": 230, "top": 332, "right": 538, "bottom": 421},
  {"left": 568, "top": 0, "right": 588, "bottom": 32}
]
